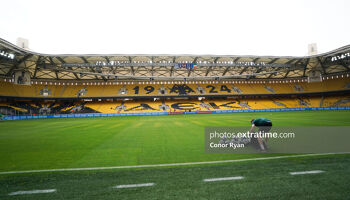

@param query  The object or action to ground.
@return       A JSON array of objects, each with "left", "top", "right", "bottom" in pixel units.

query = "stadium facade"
[{"left": 0, "top": 38, "right": 350, "bottom": 118}]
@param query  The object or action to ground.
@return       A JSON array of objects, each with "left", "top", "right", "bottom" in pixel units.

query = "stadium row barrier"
[
  {"left": 169, "top": 111, "right": 185, "bottom": 115},
  {"left": 197, "top": 111, "right": 213, "bottom": 114},
  {"left": 2, "top": 107, "right": 350, "bottom": 120},
  {"left": 2, "top": 112, "right": 169, "bottom": 120},
  {"left": 211, "top": 106, "right": 350, "bottom": 113}
]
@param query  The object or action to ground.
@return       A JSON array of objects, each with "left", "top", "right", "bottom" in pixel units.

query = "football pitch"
[{"left": 1, "top": 110, "right": 350, "bottom": 199}]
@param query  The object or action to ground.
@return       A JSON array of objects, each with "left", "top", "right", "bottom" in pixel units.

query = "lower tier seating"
[{"left": 1, "top": 95, "right": 350, "bottom": 115}]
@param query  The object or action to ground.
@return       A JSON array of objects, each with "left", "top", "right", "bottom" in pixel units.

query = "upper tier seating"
[{"left": 0, "top": 77, "right": 349, "bottom": 98}]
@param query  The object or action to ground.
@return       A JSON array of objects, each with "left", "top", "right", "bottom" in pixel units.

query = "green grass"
[
  {"left": 0, "top": 110, "right": 350, "bottom": 199},
  {"left": 1, "top": 110, "right": 350, "bottom": 172},
  {"left": 0, "top": 154, "right": 349, "bottom": 200}
]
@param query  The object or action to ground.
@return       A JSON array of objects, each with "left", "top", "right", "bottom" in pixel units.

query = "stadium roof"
[{"left": 0, "top": 38, "right": 349, "bottom": 81}]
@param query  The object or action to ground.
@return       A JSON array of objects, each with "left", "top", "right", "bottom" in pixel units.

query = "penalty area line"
[
  {"left": 0, "top": 152, "right": 348, "bottom": 175},
  {"left": 8, "top": 189, "right": 56, "bottom": 196},
  {"left": 290, "top": 170, "right": 325, "bottom": 175},
  {"left": 113, "top": 183, "right": 155, "bottom": 189},
  {"left": 203, "top": 176, "right": 244, "bottom": 182}
]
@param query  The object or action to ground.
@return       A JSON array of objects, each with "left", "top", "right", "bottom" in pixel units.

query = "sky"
[{"left": 0, "top": 0, "right": 349, "bottom": 56}]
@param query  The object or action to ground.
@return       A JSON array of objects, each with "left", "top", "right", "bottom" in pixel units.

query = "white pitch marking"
[
  {"left": 290, "top": 170, "right": 324, "bottom": 175},
  {"left": 0, "top": 152, "right": 348, "bottom": 175},
  {"left": 203, "top": 176, "right": 244, "bottom": 182},
  {"left": 113, "top": 183, "right": 155, "bottom": 189},
  {"left": 8, "top": 189, "right": 56, "bottom": 196}
]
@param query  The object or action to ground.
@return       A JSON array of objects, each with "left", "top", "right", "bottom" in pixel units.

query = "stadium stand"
[
  {"left": 1, "top": 77, "right": 350, "bottom": 98},
  {"left": 2, "top": 94, "right": 350, "bottom": 115},
  {"left": 1, "top": 74, "right": 350, "bottom": 116},
  {"left": 1, "top": 38, "right": 350, "bottom": 117}
]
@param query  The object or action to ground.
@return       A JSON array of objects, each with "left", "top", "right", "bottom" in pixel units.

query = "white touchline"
[
  {"left": 0, "top": 152, "right": 348, "bottom": 175},
  {"left": 113, "top": 183, "right": 155, "bottom": 189},
  {"left": 203, "top": 176, "right": 244, "bottom": 182},
  {"left": 8, "top": 189, "right": 56, "bottom": 196},
  {"left": 290, "top": 170, "right": 325, "bottom": 175}
]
